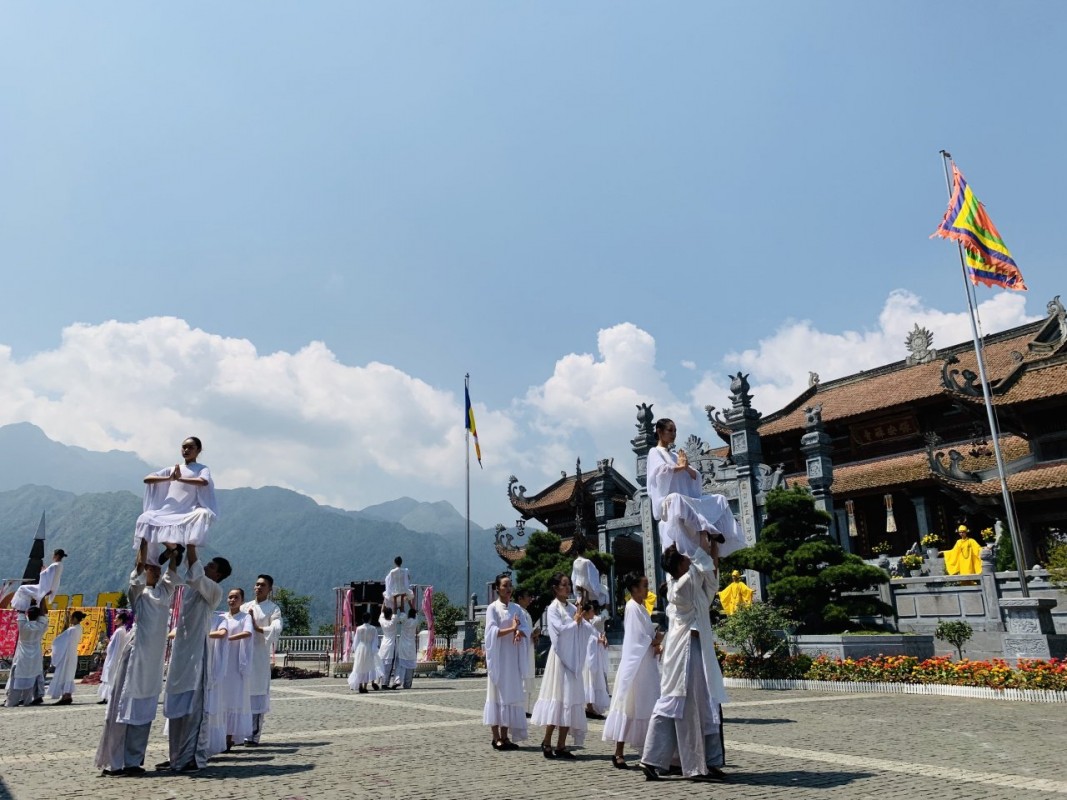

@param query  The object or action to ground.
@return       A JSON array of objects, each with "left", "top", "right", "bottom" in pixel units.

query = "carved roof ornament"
[
  {"left": 507, "top": 475, "right": 527, "bottom": 502},
  {"left": 941, "top": 354, "right": 982, "bottom": 397},
  {"left": 905, "top": 324, "right": 938, "bottom": 366},
  {"left": 1049, "top": 294, "right": 1065, "bottom": 319},
  {"left": 808, "top": 372, "right": 820, "bottom": 387},
  {"left": 803, "top": 404, "right": 824, "bottom": 430}
]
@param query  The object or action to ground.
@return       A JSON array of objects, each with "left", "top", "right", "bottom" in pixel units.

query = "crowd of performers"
[
  {"left": 346, "top": 557, "right": 420, "bottom": 693},
  {"left": 482, "top": 417, "right": 747, "bottom": 781},
  {"left": 3, "top": 437, "right": 286, "bottom": 778}
]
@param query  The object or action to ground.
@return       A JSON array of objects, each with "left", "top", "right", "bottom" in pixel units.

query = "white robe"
[
  {"left": 215, "top": 611, "right": 254, "bottom": 740},
  {"left": 7, "top": 615, "right": 47, "bottom": 693},
  {"left": 383, "top": 566, "right": 413, "bottom": 610},
  {"left": 571, "top": 556, "right": 607, "bottom": 605},
  {"left": 583, "top": 614, "right": 610, "bottom": 714},
  {"left": 530, "top": 599, "right": 587, "bottom": 745},
  {"left": 646, "top": 446, "right": 745, "bottom": 559},
  {"left": 241, "top": 598, "right": 282, "bottom": 713},
  {"left": 377, "top": 615, "right": 399, "bottom": 680},
  {"left": 134, "top": 462, "right": 218, "bottom": 548},
  {"left": 603, "top": 599, "right": 660, "bottom": 746},
  {"left": 164, "top": 560, "right": 224, "bottom": 717},
  {"left": 482, "top": 600, "right": 531, "bottom": 740},
  {"left": 347, "top": 624, "right": 382, "bottom": 687},
  {"left": 10, "top": 561, "right": 63, "bottom": 612},
  {"left": 98, "top": 626, "right": 130, "bottom": 702},
  {"left": 397, "top": 616, "right": 418, "bottom": 670},
  {"left": 47, "top": 622, "right": 83, "bottom": 698},
  {"left": 517, "top": 606, "right": 536, "bottom": 712},
  {"left": 116, "top": 567, "right": 179, "bottom": 725}
]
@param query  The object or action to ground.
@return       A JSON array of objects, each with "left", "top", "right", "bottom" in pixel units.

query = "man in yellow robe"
[
  {"left": 943, "top": 525, "right": 983, "bottom": 575},
  {"left": 717, "top": 570, "right": 754, "bottom": 615}
]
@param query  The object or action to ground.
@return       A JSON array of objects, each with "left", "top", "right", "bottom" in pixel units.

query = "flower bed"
[{"left": 716, "top": 652, "right": 1067, "bottom": 692}]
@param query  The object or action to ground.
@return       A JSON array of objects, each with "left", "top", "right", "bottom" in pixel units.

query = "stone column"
[
  {"left": 799, "top": 404, "right": 836, "bottom": 539},
  {"left": 999, "top": 597, "right": 1066, "bottom": 663},
  {"left": 631, "top": 404, "right": 663, "bottom": 594}
]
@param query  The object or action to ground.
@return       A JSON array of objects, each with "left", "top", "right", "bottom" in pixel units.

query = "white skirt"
[{"left": 530, "top": 649, "right": 587, "bottom": 745}]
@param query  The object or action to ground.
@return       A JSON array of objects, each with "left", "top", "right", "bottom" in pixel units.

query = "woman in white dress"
[
  {"left": 513, "top": 588, "right": 538, "bottom": 715},
  {"left": 582, "top": 602, "right": 610, "bottom": 719},
  {"left": 483, "top": 574, "right": 531, "bottom": 750},
  {"left": 136, "top": 436, "right": 218, "bottom": 560},
  {"left": 603, "top": 572, "right": 662, "bottom": 769},
  {"left": 646, "top": 419, "right": 744, "bottom": 562},
  {"left": 347, "top": 613, "right": 382, "bottom": 694},
  {"left": 530, "top": 573, "right": 587, "bottom": 759},
  {"left": 215, "top": 588, "right": 254, "bottom": 751},
  {"left": 98, "top": 610, "right": 132, "bottom": 703}
]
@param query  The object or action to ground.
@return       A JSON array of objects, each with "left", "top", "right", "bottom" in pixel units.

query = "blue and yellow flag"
[
  {"left": 932, "top": 164, "right": 1026, "bottom": 291},
  {"left": 465, "top": 385, "right": 482, "bottom": 467}
]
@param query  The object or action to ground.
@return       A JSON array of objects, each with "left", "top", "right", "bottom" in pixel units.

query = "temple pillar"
[{"left": 799, "top": 404, "right": 836, "bottom": 540}]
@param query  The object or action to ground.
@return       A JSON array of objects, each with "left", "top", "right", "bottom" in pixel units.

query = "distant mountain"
[
  {"left": 357, "top": 496, "right": 484, "bottom": 541},
  {"left": 0, "top": 485, "right": 505, "bottom": 626},
  {"left": 0, "top": 423, "right": 153, "bottom": 494}
]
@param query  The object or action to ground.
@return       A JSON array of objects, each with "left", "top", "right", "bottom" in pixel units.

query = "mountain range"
[{"left": 0, "top": 424, "right": 505, "bottom": 625}]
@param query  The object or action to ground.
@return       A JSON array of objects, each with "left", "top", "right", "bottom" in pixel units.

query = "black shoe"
[
  {"left": 554, "top": 748, "right": 575, "bottom": 759},
  {"left": 100, "top": 769, "right": 125, "bottom": 778},
  {"left": 30, "top": 697, "right": 43, "bottom": 705},
  {"left": 705, "top": 766, "right": 728, "bottom": 781},
  {"left": 243, "top": 740, "right": 258, "bottom": 747},
  {"left": 154, "top": 760, "right": 172, "bottom": 771},
  {"left": 371, "top": 682, "right": 380, "bottom": 691},
  {"left": 122, "top": 766, "right": 146, "bottom": 776},
  {"left": 358, "top": 686, "right": 368, "bottom": 694},
  {"left": 541, "top": 743, "right": 556, "bottom": 760},
  {"left": 611, "top": 755, "right": 629, "bottom": 769},
  {"left": 97, "top": 699, "right": 107, "bottom": 705},
  {"left": 158, "top": 546, "right": 175, "bottom": 564},
  {"left": 179, "top": 761, "right": 200, "bottom": 773},
  {"left": 525, "top": 712, "right": 532, "bottom": 718},
  {"left": 639, "top": 763, "right": 661, "bottom": 781},
  {"left": 502, "top": 741, "right": 520, "bottom": 751}
]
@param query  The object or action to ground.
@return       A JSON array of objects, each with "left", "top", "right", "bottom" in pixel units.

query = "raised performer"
[
  {"left": 384, "top": 556, "right": 413, "bottom": 612},
  {"left": 10, "top": 549, "right": 67, "bottom": 612},
  {"left": 136, "top": 436, "right": 218, "bottom": 560}
]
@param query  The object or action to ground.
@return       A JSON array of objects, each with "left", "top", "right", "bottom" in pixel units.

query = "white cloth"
[
  {"left": 347, "top": 624, "right": 382, "bottom": 687},
  {"left": 47, "top": 622, "right": 83, "bottom": 698},
  {"left": 397, "top": 615, "right": 418, "bottom": 670},
  {"left": 10, "top": 562, "right": 63, "bottom": 612},
  {"left": 571, "top": 555, "right": 607, "bottom": 605},
  {"left": 116, "top": 567, "right": 179, "bottom": 725},
  {"left": 377, "top": 615, "right": 398, "bottom": 665},
  {"left": 98, "top": 626, "right": 130, "bottom": 701},
  {"left": 530, "top": 599, "right": 587, "bottom": 745},
  {"left": 603, "top": 599, "right": 660, "bottom": 746},
  {"left": 583, "top": 614, "right": 610, "bottom": 714},
  {"left": 215, "top": 611, "right": 254, "bottom": 741},
  {"left": 241, "top": 598, "right": 282, "bottom": 699},
  {"left": 164, "top": 560, "right": 224, "bottom": 713},
  {"left": 134, "top": 462, "right": 218, "bottom": 548},
  {"left": 517, "top": 607, "right": 536, "bottom": 712},
  {"left": 646, "top": 446, "right": 745, "bottom": 559},
  {"left": 383, "top": 566, "right": 413, "bottom": 610},
  {"left": 482, "top": 600, "right": 531, "bottom": 741},
  {"left": 8, "top": 615, "right": 47, "bottom": 690}
]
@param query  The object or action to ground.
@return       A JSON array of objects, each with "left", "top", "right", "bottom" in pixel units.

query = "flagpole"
[
  {"left": 938, "top": 151, "right": 1029, "bottom": 597},
  {"left": 465, "top": 373, "right": 472, "bottom": 619}
]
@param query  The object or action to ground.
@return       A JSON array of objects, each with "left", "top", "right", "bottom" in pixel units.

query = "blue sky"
[{"left": 0, "top": 2, "right": 1063, "bottom": 529}]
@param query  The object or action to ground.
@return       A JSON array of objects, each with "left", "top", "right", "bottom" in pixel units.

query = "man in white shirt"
[
  {"left": 240, "top": 573, "right": 282, "bottom": 746},
  {"left": 158, "top": 544, "right": 231, "bottom": 773},
  {"left": 5, "top": 607, "right": 48, "bottom": 707},
  {"left": 47, "top": 610, "right": 86, "bottom": 704}
]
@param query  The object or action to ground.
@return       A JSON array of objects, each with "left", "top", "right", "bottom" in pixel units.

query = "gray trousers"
[
  {"left": 402, "top": 666, "right": 414, "bottom": 689},
  {"left": 168, "top": 696, "right": 207, "bottom": 768},
  {"left": 248, "top": 713, "right": 264, "bottom": 744},
  {"left": 123, "top": 722, "right": 152, "bottom": 769},
  {"left": 641, "top": 644, "right": 724, "bottom": 777}
]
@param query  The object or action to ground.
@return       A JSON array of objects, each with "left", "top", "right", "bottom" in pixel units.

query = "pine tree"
[{"left": 727, "top": 486, "right": 892, "bottom": 633}]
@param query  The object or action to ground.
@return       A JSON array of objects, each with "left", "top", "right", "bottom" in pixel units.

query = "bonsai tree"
[
  {"left": 935, "top": 620, "right": 973, "bottom": 660},
  {"left": 727, "top": 486, "right": 893, "bottom": 633}
]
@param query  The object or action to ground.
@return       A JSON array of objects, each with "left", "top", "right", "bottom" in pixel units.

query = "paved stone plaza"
[{"left": 1, "top": 677, "right": 1065, "bottom": 799}]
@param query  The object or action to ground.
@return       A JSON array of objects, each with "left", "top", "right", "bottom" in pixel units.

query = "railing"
[{"left": 278, "top": 635, "right": 333, "bottom": 654}]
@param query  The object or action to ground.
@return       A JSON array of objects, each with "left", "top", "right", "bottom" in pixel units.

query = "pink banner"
[
  {"left": 421, "top": 586, "right": 434, "bottom": 658},
  {"left": 0, "top": 609, "right": 18, "bottom": 660}
]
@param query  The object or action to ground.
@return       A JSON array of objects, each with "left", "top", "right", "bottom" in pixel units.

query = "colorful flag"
[
  {"left": 465, "top": 385, "right": 482, "bottom": 467},
  {"left": 932, "top": 164, "right": 1026, "bottom": 291}
]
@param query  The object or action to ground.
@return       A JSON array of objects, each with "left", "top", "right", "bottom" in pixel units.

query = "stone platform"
[{"left": 1, "top": 676, "right": 1065, "bottom": 799}]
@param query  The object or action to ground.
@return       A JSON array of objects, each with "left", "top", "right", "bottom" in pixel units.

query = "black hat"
[{"left": 54, "top": 549, "right": 68, "bottom": 559}]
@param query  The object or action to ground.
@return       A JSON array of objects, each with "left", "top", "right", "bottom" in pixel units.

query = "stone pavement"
[{"left": 1, "top": 677, "right": 1065, "bottom": 800}]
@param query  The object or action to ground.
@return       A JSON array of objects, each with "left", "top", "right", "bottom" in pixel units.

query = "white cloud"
[{"left": 680, "top": 360, "right": 696, "bottom": 370}]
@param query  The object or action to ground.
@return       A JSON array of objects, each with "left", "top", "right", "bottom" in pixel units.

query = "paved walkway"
[{"left": 1, "top": 677, "right": 1064, "bottom": 799}]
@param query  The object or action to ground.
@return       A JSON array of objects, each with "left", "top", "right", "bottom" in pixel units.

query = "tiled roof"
[
  {"left": 757, "top": 324, "right": 1051, "bottom": 439},
  {"left": 788, "top": 436, "right": 1032, "bottom": 495},
  {"left": 937, "top": 459, "right": 1067, "bottom": 496},
  {"left": 961, "top": 359, "right": 1067, "bottom": 407}
]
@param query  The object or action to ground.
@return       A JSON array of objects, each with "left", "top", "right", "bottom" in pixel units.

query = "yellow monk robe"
[
  {"left": 644, "top": 589, "right": 657, "bottom": 615},
  {"left": 944, "top": 536, "right": 983, "bottom": 575},
  {"left": 718, "top": 573, "right": 754, "bottom": 615}
]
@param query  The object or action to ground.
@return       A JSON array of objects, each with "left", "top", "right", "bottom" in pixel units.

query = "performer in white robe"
[
  {"left": 201, "top": 611, "right": 229, "bottom": 758},
  {"left": 10, "top": 549, "right": 67, "bottom": 612},
  {"left": 531, "top": 573, "right": 588, "bottom": 758},
  {"left": 346, "top": 614, "right": 382, "bottom": 693},
  {"left": 377, "top": 607, "right": 399, "bottom": 688},
  {"left": 514, "top": 588, "right": 538, "bottom": 715},
  {"left": 483, "top": 575, "right": 531, "bottom": 749},
  {"left": 4, "top": 608, "right": 48, "bottom": 707},
  {"left": 396, "top": 608, "right": 419, "bottom": 689},
  {"left": 582, "top": 604, "right": 610, "bottom": 718},
  {"left": 570, "top": 554, "right": 607, "bottom": 606},
  {"left": 47, "top": 611, "right": 85, "bottom": 703},
  {"left": 604, "top": 573, "right": 662, "bottom": 769},
  {"left": 216, "top": 588, "right": 254, "bottom": 750},
  {"left": 384, "top": 556, "right": 413, "bottom": 612},
  {"left": 135, "top": 436, "right": 218, "bottom": 556},
  {"left": 95, "top": 544, "right": 181, "bottom": 777},
  {"left": 241, "top": 573, "right": 282, "bottom": 745},
  {"left": 159, "top": 544, "right": 230, "bottom": 772},
  {"left": 98, "top": 611, "right": 132, "bottom": 703},
  {"left": 640, "top": 542, "right": 727, "bottom": 782},
  {"left": 647, "top": 418, "right": 745, "bottom": 561}
]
